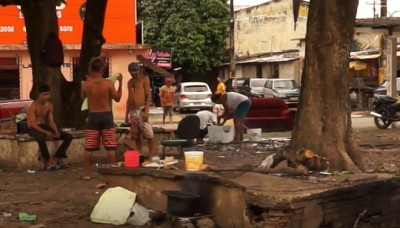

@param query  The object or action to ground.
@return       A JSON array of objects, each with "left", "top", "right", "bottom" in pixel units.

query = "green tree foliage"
[{"left": 139, "top": 0, "right": 229, "bottom": 73}]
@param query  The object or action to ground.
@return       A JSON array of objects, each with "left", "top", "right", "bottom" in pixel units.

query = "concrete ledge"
[
  {"left": 97, "top": 167, "right": 400, "bottom": 228},
  {"left": 0, "top": 130, "right": 105, "bottom": 170},
  {"left": 0, "top": 126, "right": 180, "bottom": 170}
]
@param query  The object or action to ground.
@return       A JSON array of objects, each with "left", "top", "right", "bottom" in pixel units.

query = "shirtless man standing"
[
  {"left": 28, "top": 85, "right": 73, "bottom": 171},
  {"left": 125, "top": 62, "right": 154, "bottom": 162},
  {"left": 81, "top": 57, "right": 123, "bottom": 179}
]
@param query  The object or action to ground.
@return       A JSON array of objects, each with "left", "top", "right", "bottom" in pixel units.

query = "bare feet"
[{"left": 82, "top": 176, "right": 91, "bottom": 180}]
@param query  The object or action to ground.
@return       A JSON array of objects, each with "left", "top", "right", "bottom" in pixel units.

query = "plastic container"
[
  {"left": 184, "top": 151, "right": 204, "bottom": 171},
  {"left": 124, "top": 151, "right": 140, "bottom": 168},
  {"left": 207, "top": 126, "right": 234, "bottom": 143},
  {"left": 248, "top": 128, "right": 262, "bottom": 141}
]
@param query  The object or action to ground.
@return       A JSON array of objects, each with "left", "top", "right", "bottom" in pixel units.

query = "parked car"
[
  {"left": 0, "top": 99, "right": 32, "bottom": 122},
  {"left": 263, "top": 79, "right": 300, "bottom": 107},
  {"left": 224, "top": 77, "right": 267, "bottom": 97},
  {"left": 374, "top": 78, "right": 400, "bottom": 96},
  {"left": 173, "top": 82, "right": 213, "bottom": 113},
  {"left": 224, "top": 78, "right": 240, "bottom": 93}
]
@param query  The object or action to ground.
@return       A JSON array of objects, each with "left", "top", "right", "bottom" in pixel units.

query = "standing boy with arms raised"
[{"left": 81, "top": 57, "right": 123, "bottom": 179}]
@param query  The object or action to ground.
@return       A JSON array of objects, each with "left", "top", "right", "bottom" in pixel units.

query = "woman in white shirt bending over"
[
  {"left": 211, "top": 92, "right": 251, "bottom": 142},
  {"left": 195, "top": 110, "right": 217, "bottom": 144}
]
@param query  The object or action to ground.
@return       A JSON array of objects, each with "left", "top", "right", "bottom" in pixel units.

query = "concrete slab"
[{"left": 98, "top": 164, "right": 400, "bottom": 228}]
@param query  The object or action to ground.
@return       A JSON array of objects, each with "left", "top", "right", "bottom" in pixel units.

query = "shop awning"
[
  {"left": 137, "top": 55, "right": 173, "bottom": 78},
  {"left": 350, "top": 53, "right": 380, "bottom": 60}
]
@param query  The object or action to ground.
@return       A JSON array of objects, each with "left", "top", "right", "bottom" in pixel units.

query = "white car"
[{"left": 174, "top": 82, "right": 213, "bottom": 113}]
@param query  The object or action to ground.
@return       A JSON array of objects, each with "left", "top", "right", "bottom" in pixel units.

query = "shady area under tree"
[{"left": 0, "top": 0, "right": 110, "bottom": 129}]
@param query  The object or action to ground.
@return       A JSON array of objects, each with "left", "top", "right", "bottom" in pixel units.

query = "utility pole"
[
  {"left": 381, "top": 0, "right": 387, "bottom": 17},
  {"left": 229, "top": 0, "right": 235, "bottom": 78}
]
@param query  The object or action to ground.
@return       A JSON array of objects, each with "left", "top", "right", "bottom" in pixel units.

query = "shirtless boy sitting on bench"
[{"left": 28, "top": 85, "right": 73, "bottom": 171}]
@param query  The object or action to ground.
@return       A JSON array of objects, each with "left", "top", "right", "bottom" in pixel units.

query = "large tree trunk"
[
  {"left": 290, "top": 0, "right": 364, "bottom": 173},
  {"left": 20, "top": 0, "right": 64, "bottom": 125},
  {"left": 21, "top": 0, "right": 108, "bottom": 129},
  {"left": 60, "top": 0, "right": 108, "bottom": 129}
]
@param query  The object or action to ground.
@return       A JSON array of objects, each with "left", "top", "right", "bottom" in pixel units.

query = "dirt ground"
[
  {"left": 0, "top": 156, "right": 125, "bottom": 228},
  {"left": 1, "top": 128, "right": 400, "bottom": 228}
]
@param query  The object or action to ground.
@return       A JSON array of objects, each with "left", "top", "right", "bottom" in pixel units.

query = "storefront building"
[{"left": 0, "top": 0, "right": 149, "bottom": 119}]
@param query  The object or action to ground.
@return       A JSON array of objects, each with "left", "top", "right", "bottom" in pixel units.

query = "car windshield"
[
  {"left": 233, "top": 79, "right": 246, "bottom": 86},
  {"left": 183, "top": 85, "right": 208, "bottom": 92},
  {"left": 250, "top": 79, "right": 268, "bottom": 87},
  {"left": 274, "top": 80, "right": 297, "bottom": 89}
]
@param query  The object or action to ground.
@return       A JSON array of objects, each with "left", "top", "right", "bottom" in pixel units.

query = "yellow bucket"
[{"left": 184, "top": 151, "right": 204, "bottom": 171}]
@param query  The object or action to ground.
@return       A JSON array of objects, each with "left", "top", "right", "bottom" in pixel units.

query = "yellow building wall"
[
  {"left": 234, "top": 0, "right": 308, "bottom": 56},
  {"left": 233, "top": 0, "right": 379, "bottom": 56},
  {"left": 0, "top": 49, "right": 148, "bottom": 120}
]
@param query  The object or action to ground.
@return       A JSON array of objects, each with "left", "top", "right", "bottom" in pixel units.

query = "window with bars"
[{"left": 0, "top": 57, "right": 20, "bottom": 100}]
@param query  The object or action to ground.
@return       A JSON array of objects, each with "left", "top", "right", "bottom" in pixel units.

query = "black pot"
[
  {"left": 161, "top": 190, "right": 200, "bottom": 217},
  {"left": 139, "top": 155, "right": 148, "bottom": 164}
]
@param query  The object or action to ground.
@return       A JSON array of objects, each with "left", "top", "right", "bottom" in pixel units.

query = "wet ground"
[{"left": 2, "top": 127, "right": 400, "bottom": 228}]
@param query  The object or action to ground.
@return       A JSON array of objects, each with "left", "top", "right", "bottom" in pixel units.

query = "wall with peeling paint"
[
  {"left": 234, "top": 0, "right": 308, "bottom": 56},
  {"left": 234, "top": 0, "right": 380, "bottom": 57}
]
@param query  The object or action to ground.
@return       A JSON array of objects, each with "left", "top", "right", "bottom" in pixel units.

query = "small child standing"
[{"left": 159, "top": 78, "right": 175, "bottom": 124}]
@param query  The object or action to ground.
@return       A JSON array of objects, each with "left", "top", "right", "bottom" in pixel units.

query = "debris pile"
[{"left": 245, "top": 207, "right": 292, "bottom": 228}]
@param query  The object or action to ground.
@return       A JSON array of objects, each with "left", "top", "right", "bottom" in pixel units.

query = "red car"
[{"left": 0, "top": 99, "right": 32, "bottom": 122}]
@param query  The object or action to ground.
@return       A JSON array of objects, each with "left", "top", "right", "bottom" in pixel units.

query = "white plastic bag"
[
  {"left": 126, "top": 203, "right": 150, "bottom": 225},
  {"left": 259, "top": 154, "right": 274, "bottom": 168}
]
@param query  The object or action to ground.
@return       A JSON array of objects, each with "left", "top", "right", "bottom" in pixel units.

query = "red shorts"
[{"left": 85, "top": 112, "right": 117, "bottom": 151}]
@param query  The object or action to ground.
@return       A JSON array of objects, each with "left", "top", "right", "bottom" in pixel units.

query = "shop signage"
[
  {"left": 143, "top": 48, "right": 172, "bottom": 69},
  {"left": 0, "top": 0, "right": 137, "bottom": 44}
]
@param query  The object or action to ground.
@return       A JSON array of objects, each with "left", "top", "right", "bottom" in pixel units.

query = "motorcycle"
[{"left": 370, "top": 94, "right": 400, "bottom": 129}]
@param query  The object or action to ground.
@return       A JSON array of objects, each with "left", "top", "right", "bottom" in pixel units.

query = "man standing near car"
[
  {"left": 125, "top": 62, "right": 154, "bottom": 164},
  {"left": 215, "top": 76, "right": 226, "bottom": 95},
  {"left": 214, "top": 77, "right": 226, "bottom": 116},
  {"left": 160, "top": 78, "right": 174, "bottom": 124}
]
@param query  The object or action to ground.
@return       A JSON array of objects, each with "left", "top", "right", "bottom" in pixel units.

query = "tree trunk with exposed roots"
[
  {"left": 290, "top": 0, "right": 365, "bottom": 173},
  {"left": 20, "top": 0, "right": 108, "bottom": 128}
]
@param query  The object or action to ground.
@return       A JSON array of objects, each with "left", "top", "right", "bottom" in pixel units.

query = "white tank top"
[{"left": 226, "top": 92, "right": 248, "bottom": 110}]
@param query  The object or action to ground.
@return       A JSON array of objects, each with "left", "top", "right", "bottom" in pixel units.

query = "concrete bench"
[
  {"left": 0, "top": 130, "right": 111, "bottom": 170},
  {"left": 0, "top": 125, "right": 182, "bottom": 170}
]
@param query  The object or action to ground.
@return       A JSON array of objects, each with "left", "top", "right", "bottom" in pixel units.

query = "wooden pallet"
[{"left": 0, "top": 111, "right": 17, "bottom": 135}]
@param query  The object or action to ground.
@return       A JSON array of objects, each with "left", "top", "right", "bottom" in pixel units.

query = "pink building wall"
[{"left": 0, "top": 49, "right": 148, "bottom": 120}]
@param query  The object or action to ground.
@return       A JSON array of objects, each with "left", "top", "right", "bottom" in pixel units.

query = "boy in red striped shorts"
[{"left": 81, "top": 57, "right": 123, "bottom": 180}]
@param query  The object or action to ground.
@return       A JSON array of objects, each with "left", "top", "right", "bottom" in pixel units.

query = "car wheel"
[{"left": 177, "top": 102, "right": 184, "bottom": 114}]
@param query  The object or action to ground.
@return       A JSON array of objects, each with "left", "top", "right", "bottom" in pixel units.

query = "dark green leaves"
[{"left": 140, "top": 0, "right": 229, "bottom": 73}]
